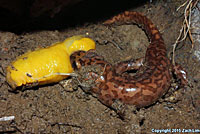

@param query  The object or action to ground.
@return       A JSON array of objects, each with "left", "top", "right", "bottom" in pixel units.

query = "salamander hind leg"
[{"left": 172, "top": 63, "right": 188, "bottom": 86}]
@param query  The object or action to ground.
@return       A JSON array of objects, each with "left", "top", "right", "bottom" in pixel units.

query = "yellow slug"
[{"left": 6, "top": 35, "right": 95, "bottom": 89}]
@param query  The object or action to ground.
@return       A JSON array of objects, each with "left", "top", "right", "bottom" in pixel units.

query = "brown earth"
[{"left": 0, "top": 0, "right": 199, "bottom": 133}]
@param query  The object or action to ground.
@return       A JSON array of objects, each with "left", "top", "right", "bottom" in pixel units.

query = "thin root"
[{"left": 172, "top": 0, "right": 198, "bottom": 65}]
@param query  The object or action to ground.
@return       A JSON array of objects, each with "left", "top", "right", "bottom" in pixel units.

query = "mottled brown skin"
[{"left": 70, "top": 11, "right": 187, "bottom": 108}]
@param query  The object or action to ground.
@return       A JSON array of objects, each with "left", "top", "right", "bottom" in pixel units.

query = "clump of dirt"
[{"left": 0, "top": 0, "right": 199, "bottom": 133}]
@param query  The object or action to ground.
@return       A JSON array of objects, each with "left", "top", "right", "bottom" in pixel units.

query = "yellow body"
[{"left": 6, "top": 36, "right": 95, "bottom": 89}]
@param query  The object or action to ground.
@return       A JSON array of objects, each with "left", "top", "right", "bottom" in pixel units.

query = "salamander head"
[{"left": 70, "top": 50, "right": 87, "bottom": 70}]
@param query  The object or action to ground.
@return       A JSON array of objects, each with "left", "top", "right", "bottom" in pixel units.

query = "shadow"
[{"left": 0, "top": 0, "right": 148, "bottom": 33}]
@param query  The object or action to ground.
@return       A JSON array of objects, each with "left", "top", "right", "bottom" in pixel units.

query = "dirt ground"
[{"left": 0, "top": 0, "right": 200, "bottom": 133}]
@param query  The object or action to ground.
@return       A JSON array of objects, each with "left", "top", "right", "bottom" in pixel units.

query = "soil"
[{"left": 0, "top": 0, "right": 199, "bottom": 133}]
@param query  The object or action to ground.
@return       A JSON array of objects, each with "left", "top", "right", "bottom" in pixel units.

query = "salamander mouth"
[{"left": 71, "top": 60, "right": 78, "bottom": 70}]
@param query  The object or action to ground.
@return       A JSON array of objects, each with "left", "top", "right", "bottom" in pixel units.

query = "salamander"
[{"left": 70, "top": 11, "right": 187, "bottom": 108}]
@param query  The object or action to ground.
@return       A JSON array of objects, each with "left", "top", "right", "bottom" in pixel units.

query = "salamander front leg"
[{"left": 114, "top": 58, "right": 144, "bottom": 75}]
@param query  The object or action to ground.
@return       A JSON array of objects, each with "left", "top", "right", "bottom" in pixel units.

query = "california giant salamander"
[{"left": 70, "top": 11, "right": 187, "bottom": 108}]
